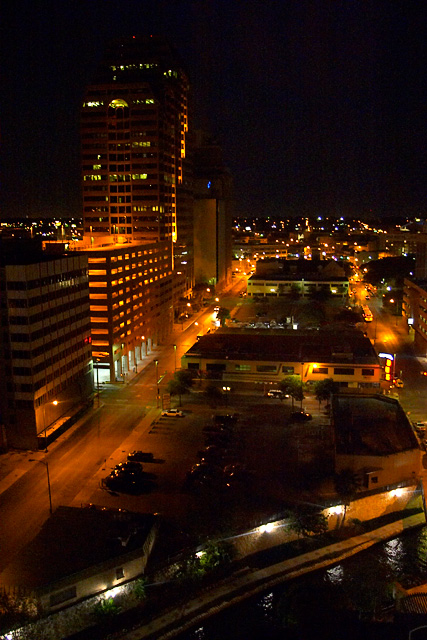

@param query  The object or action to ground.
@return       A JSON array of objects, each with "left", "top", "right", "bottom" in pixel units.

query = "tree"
[
  {"left": 132, "top": 577, "right": 148, "bottom": 600},
  {"left": 204, "top": 384, "right": 223, "bottom": 407},
  {"left": 216, "top": 306, "right": 230, "bottom": 326},
  {"left": 166, "top": 370, "right": 195, "bottom": 405},
  {"left": 93, "top": 597, "right": 121, "bottom": 620},
  {"left": 175, "top": 369, "right": 195, "bottom": 390},
  {"left": 166, "top": 379, "right": 188, "bottom": 406},
  {"left": 289, "top": 283, "right": 301, "bottom": 300},
  {"left": 314, "top": 378, "right": 339, "bottom": 410},
  {"left": 280, "top": 375, "right": 304, "bottom": 409},
  {"left": 333, "top": 468, "right": 362, "bottom": 526},
  {"left": 287, "top": 504, "right": 328, "bottom": 538}
]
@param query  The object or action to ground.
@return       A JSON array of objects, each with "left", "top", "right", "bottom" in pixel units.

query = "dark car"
[
  {"left": 204, "top": 432, "right": 232, "bottom": 448},
  {"left": 212, "top": 413, "right": 239, "bottom": 425},
  {"left": 114, "top": 461, "right": 143, "bottom": 474},
  {"left": 127, "top": 450, "right": 154, "bottom": 462},
  {"left": 197, "top": 445, "right": 225, "bottom": 464},
  {"left": 289, "top": 411, "right": 312, "bottom": 422},
  {"left": 223, "top": 463, "right": 253, "bottom": 488},
  {"left": 203, "top": 424, "right": 233, "bottom": 434},
  {"left": 183, "top": 463, "right": 225, "bottom": 492}
]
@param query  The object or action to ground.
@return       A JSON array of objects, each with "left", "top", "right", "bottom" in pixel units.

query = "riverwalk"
[{"left": 119, "top": 511, "right": 426, "bottom": 640}]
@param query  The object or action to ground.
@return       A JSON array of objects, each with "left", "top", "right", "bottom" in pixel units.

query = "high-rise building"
[
  {"left": 192, "top": 132, "right": 233, "bottom": 290},
  {"left": 81, "top": 35, "right": 192, "bottom": 292},
  {"left": 0, "top": 239, "right": 92, "bottom": 450}
]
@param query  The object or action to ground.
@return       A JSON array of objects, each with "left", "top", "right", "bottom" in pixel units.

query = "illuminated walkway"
[{"left": 118, "top": 512, "right": 427, "bottom": 640}]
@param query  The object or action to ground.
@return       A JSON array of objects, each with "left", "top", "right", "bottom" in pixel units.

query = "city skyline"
[{"left": 2, "top": 0, "right": 427, "bottom": 220}]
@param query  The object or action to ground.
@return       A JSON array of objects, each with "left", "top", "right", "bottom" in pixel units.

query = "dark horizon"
[{"left": 1, "top": 1, "right": 427, "bottom": 220}]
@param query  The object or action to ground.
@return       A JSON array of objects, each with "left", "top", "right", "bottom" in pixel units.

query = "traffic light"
[{"left": 385, "top": 358, "right": 392, "bottom": 381}]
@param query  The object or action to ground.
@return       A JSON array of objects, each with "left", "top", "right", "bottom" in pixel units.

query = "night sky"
[{"left": 1, "top": 0, "right": 427, "bottom": 220}]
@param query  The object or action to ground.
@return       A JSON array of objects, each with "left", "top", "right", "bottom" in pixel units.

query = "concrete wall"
[
  {"left": 336, "top": 449, "right": 422, "bottom": 490},
  {"left": 324, "top": 483, "right": 423, "bottom": 530}
]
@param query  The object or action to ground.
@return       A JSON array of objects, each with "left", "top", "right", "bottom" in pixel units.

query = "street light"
[
  {"left": 173, "top": 345, "right": 177, "bottom": 371},
  {"left": 95, "top": 358, "right": 100, "bottom": 407},
  {"left": 155, "top": 359, "right": 159, "bottom": 407},
  {"left": 39, "top": 460, "right": 53, "bottom": 514},
  {"left": 43, "top": 399, "right": 58, "bottom": 452}
]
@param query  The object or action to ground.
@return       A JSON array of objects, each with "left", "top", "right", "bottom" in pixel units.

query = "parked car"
[
  {"left": 127, "top": 450, "right": 154, "bottom": 462},
  {"left": 289, "top": 411, "right": 312, "bottom": 422},
  {"left": 161, "top": 409, "right": 184, "bottom": 417},
  {"left": 114, "top": 461, "right": 143, "bottom": 475},
  {"left": 203, "top": 424, "right": 233, "bottom": 434},
  {"left": 212, "top": 413, "right": 239, "bottom": 425},
  {"left": 267, "top": 389, "right": 289, "bottom": 399},
  {"left": 197, "top": 445, "right": 225, "bottom": 464},
  {"left": 204, "top": 432, "right": 232, "bottom": 448}
]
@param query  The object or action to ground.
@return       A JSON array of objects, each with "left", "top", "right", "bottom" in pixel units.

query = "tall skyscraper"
[
  {"left": 81, "top": 35, "right": 192, "bottom": 290},
  {"left": 192, "top": 132, "right": 233, "bottom": 290}
]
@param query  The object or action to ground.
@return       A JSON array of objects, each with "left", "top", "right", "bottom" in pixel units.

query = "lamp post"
[
  {"left": 43, "top": 399, "right": 58, "bottom": 452},
  {"left": 39, "top": 460, "right": 52, "bottom": 514},
  {"left": 95, "top": 358, "right": 100, "bottom": 407},
  {"left": 173, "top": 345, "right": 177, "bottom": 371},
  {"left": 155, "top": 359, "right": 159, "bottom": 407}
]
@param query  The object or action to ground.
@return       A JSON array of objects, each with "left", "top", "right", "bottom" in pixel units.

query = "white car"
[{"left": 161, "top": 409, "right": 184, "bottom": 417}]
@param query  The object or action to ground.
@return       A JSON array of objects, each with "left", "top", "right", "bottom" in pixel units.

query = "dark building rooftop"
[
  {"left": 185, "top": 330, "right": 378, "bottom": 365},
  {"left": 2, "top": 507, "right": 156, "bottom": 589},
  {"left": 333, "top": 395, "right": 418, "bottom": 456}
]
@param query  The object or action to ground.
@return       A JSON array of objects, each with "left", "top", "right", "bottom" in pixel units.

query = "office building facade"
[
  {"left": 0, "top": 241, "right": 92, "bottom": 449},
  {"left": 81, "top": 240, "right": 173, "bottom": 383},
  {"left": 81, "top": 35, "right": 193, "bottom": 294}
]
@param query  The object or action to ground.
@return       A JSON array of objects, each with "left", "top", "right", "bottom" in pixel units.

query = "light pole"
[
  {"left": 95, "top": 358, "right": 100, "bottom": 407},
  {"left": 173, "top": 345, "right": 177, "bottom": 371},
  {"left": 39, "top": 460, "right": 52, "bottom": 514},
  {"left": 155, "top": 360, "right": 159, "bottom": 407},
  {"left": 43, "top": 399, "right": 58, "bottom": 452}
]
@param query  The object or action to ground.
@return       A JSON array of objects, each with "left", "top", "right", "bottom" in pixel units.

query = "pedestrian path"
[{"left": 120, "top": 512, "right": 426, "bottom": 640}]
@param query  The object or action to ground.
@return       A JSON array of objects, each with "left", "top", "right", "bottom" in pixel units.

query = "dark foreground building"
[{"left": 0, "top": 239, "right": 93, "bottom": 449}]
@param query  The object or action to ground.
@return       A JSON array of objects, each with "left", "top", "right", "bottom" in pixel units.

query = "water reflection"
[
  {"left": 179, "top": 526, "right": 427, "bottom": 639},
  {"left": 384, "top": 537, "right": 404, "bottom": 573},
  {"left": 326, "top": 563, "right": 344, "bottom": 584}
]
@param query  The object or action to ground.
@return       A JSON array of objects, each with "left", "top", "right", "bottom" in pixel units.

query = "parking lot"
[{"left": 76, "top": 388, "right": 332, "bottom": 536}]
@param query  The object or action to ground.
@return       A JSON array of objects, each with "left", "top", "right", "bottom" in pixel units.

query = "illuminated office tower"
[{"left": 81, "top": 35, "right": 193, "bottom": 292}]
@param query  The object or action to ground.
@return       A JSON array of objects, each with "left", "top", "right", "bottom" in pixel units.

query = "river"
[{"left": 176, "top": 524, "right": 427, "bottom": 639}]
